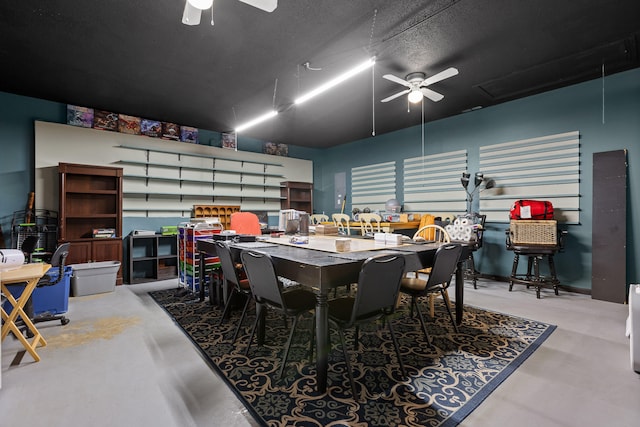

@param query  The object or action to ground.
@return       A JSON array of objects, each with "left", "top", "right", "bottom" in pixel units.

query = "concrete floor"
[{"left": 1, "top": 278, "right": 639, "bottom": 427}]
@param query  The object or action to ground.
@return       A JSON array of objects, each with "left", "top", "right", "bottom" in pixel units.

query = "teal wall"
[
  {"left": 313, "top": 68, "right": 640, "bottom": 292},
  {"left": 2, "top": 68, "right": 639, "bottom": 293}
]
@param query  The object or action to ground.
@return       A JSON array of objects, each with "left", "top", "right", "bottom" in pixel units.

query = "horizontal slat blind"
[
  {"left": 479, "top": 131, "right": 580, "bottom": 223},
  {"left": 351, "top": 161, "right": 396, "bottom": 211},
  {"left": 403, "top": 150, "right": 468, "bottom": 214}
]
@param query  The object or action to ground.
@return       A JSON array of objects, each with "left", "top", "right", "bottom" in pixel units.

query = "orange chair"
[{"left": 230, "top": 212, "right": 262, "bottom": 235}]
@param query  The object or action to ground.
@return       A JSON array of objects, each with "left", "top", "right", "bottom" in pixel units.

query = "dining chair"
[
  {"left": 229, "top": 211, "right": 262, "bottom": 235},
  {"left": 216, "top": 241, "right": 253, "bottom": 344},
  {"left": 400, "top": 243, "right": 462, "bottom": 344},
  {"left": 403, "top": 224, "right": 452, "bottom": 317},
  {"left": 332, "top": 213, "right": 351, "bottom": 235},
  {"left": 358, "top": 213, "right": 381, "bottom": 236},
  {"left": 327, "top": 254, "right": 407, "bottom": 400},
  {"left": 240, "top": 250, "right": 317, "bottom": 380},
  {"left": 309, "top": 214, "right": 329, "bottom": 225}
]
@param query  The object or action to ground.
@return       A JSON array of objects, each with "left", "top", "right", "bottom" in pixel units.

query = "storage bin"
[
  {"left": 3, "top": 266, "right": 72, "bottom": 315},
  {"left": 509, "top": 220, "right": 557, "bottom": 245},
  {"left": 70, "top": 261, "right": 120, "bottom": 296}
]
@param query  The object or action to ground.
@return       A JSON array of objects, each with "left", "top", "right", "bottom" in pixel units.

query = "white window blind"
[
  {"left": 403, "top": 150, "right": 468, "bottom": 214},
  {"left": 351, "top": 161, "right": 396, "bottom": 212},
  {"left": 479, "top": 131, "right": 580, "bottom": 223}
]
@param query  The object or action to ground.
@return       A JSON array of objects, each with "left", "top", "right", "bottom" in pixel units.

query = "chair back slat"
[
  {"left": 332, "top": 213, "right": 351, "bottom": 235},
  {"left": 358, "top": 213, "right": 381, "bottom": 235},
  {"left": 413, "top": 224, "right": 450, "bottom": 242}
]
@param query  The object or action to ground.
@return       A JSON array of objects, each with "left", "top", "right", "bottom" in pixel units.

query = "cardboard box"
[
  {"left": 67, "top": 105, "right": 94, "bottom": 128},
  {"left": 118, "top": 114, "right": 141, "bottom": 134},
  {"left": 93, "top": 110, "right": 119, "bottom": 131},
  {"left": 141, "top": 119, "right": 162, "bottom": 137},
  {"left": 314, "top": 224, "right": 339, "bottom": 235},
  {"left": 162, "top": 122, "right": 181, "bottom": 141},
  {"left": 181, "top": 126, "right": 198, "bottom": 143},
  {"left": 335, "top": 238, "right": 351, "bottom": 252}
]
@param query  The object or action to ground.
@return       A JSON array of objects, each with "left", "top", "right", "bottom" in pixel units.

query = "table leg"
[
  {"left": 455, "top": 260, "right": 464, "bottom": 325},
  {"left": 315, "top": 290, "right": 329, "bottom": 393},
  {"left": 1, "top": 280, "right": 47, "bottom": 362},
  {"left": 256, "top": 303, "right": 266, "bottom": 345},
  {"left": 199, "top": 251, "right": 206, "bottom": 302}
]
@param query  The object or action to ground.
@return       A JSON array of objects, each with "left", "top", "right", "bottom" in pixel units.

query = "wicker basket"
[{"left": 509, "top": 220, "right": 557, "bottom": 245}]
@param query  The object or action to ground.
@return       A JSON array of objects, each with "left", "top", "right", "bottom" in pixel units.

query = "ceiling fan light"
[
  {"left": 408, "top": 89, "right": 423, "bottom": 104},
  {"left": 188, "top": 0, "right": 213, "bottom": 10}
]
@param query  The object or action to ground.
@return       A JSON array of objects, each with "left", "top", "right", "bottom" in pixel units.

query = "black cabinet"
[{"left": 127, "top": 234, "right": 178, "bottom": 284}]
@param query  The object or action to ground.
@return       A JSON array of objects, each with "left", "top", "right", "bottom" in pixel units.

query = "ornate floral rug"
[{"left": 149, "top": 289, "right": 555, "bottom": 427}]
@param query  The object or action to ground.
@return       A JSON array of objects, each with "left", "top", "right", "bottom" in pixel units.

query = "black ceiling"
[{"left": 1, "top": 0, "right": 639, "bottom": 148}]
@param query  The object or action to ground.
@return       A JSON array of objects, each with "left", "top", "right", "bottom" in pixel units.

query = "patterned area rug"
[{"left": 149, "top": 289, "right": 555, "bottom": 427}]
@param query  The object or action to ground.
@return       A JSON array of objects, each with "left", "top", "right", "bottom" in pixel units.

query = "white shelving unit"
[
  {"left": 117, "top": 145, "right": 286, "bottom": 216},
  {"left": 34, "top": 121, "right": 314, "bottom": 219}
]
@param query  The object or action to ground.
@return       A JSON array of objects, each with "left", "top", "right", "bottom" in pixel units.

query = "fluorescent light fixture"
[
  {"left": 294, "top": 57, "right": 375, "bottom": 105},
  {"left": 188, "top": 0, "right": 213, "bottom": 9},
  {"left": 235, "top": 110, "right": 278, "bottom": 133}
]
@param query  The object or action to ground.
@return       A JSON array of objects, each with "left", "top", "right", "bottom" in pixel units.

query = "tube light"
[
  {"left": 235, "top": 110, "right": 278, "bottom": 133},
  {"left": 294, "top": 57, "right": 376, "bottom": 105}
]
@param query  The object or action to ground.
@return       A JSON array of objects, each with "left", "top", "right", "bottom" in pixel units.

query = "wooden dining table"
[{"left": 197, "top": 236, "right": 467, "bottom": 394}]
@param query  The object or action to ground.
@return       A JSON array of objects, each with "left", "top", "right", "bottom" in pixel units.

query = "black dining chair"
[
  {"left": 240, "top": 250, "right": 317, "bottom": 380},
  {"left": 327, "top": 253, "right": 407, "bottom": 400},
  {"left": 215, "top": 240, "right": 252, "bottom": 344},
  {"left": 400, "top": 243, "right": 462, "bottom": 345}
]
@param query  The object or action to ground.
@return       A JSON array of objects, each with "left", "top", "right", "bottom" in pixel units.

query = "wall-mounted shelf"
[
  {"left": 118, "top": 145, "right": 283, "bottom": 167},
  {"left": 116, "top": 159, "right": 285, "bottom": 178},
  {"left": 123, "top": 174, "right": 283, "bottom": 189}
]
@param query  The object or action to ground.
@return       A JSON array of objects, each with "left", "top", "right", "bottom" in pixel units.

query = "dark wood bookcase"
[
  {"left": 58, "top": 162, "right": 123, "bottom": 285},
  {"left": 280, "top": 181, "right": 313, "bottom": 213}
]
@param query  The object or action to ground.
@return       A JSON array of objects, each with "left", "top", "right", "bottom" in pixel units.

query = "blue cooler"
[{"left": 3, "top": 266, "right": 72, "bottom": 315}]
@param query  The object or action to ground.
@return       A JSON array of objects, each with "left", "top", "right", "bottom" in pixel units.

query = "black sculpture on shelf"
[{"left": 461, "top": 171, "right": 495, "bottom": 215}]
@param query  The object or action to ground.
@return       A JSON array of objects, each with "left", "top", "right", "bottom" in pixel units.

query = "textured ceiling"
[{"left": 1, "top": 0, "right": 638, "bottom": 148}]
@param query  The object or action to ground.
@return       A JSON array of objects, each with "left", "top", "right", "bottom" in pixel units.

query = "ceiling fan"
[
  {"left": 381, "top": 67, "right": 459, "bottom": 104},
  {"left": 182, "top": 0, "right": 277, "bottom": 26}
]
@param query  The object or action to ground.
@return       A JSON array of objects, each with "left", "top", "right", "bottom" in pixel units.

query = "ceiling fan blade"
[
  {"left": 382, "top": 74, "right": 412, "bottom": 88},
  {"left": 381, "top": 89, "right": 411, "bottom": 103},
  {"left": 237, "top": 0, "right": 278, "bottom": 12},
  {"left": 182, "top": 1, "right": 202, "bottom": 25},
  {"left": 420, "top": 67, "right": 459, "bottom": 87},
  {"left": 421, "top": 87, "right": 444, "bottom": 102}
]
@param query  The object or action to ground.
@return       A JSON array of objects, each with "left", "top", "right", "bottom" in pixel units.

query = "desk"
[
  {"left": 1, "top": 263, "right": 51, "bottom": 362},
  {"left": 197, "top": 237, "right": 466, "bottom": 393}
]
